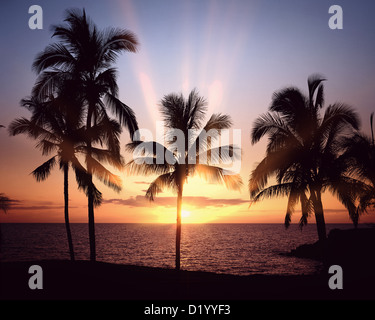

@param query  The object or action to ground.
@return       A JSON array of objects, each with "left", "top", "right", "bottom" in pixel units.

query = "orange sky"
[{"left": 1, "top": 133, "right": 374, "bottom": 224}]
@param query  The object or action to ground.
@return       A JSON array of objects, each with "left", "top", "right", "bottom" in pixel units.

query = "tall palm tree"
[
  {"left": 9, "top": 93, "right": 124, "bottom": 260},
  {"left": 31, "top": 8, "right": 139, "bottom": 261},
  {"left": 127, "top": 89, "right": 243, "bottom": 270},
  {"left": 9, "top": 95, "right": 85, "bottom": 261},
  {"left": 249, "top": 74, "right": 364, "bottom": 242}
]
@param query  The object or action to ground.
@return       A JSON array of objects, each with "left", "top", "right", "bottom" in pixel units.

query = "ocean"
[{"left": 0, "top": 223, "right": 355, "bottom": 275}]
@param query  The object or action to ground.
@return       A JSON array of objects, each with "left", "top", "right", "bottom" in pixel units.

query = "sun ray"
[
  {"left": 119, "top": 0, "right": 159, "bottom": 124},
  {"left": 139, "top": 72, "right": 158, "bottom": 121}
]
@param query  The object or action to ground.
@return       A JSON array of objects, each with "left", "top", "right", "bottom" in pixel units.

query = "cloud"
[
  {"left": 10, "top": 200, "right": 78, "bottom": 211},
  {"left": 7, "top": 198, "right": 21, "bottom": 205},
  {"left": 103, "top": 196, "right": 248, "bottom": 209},
  {"left": 12, "top": 205, "right": 66, "bottom": 210},
  {"left": 102, "top": 196, "right": 149, "bottom": 208}
]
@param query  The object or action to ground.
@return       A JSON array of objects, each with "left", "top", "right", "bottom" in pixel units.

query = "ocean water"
[{"left": 0, "top": 223, "right": 354, "bottom": 275}]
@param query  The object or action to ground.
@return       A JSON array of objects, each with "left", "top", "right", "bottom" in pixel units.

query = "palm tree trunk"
[
  {"left": 176, "top": 184, "right": 183, "bottom": 270},
  {"left": 0, "top": 221, "right": 2, "bottom": 255},
  {"left": 87, "top": 174, "right": 96, "bottom": 262},
  {"left": 63, "top": 164, "right": 75, "bottom": 261},
  {"left": 370, "top": 113, "right": 374, "bottom": 145},
  {"left": 311, "top": 190, "right": 327, "bottom": 242},
  {"left": 86, "top": 105, "right": 96, "bottom": 262}
]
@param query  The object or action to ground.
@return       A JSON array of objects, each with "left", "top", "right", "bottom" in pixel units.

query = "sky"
[{"left": 1, "top": 0, "right": 375, "bottom": 224}]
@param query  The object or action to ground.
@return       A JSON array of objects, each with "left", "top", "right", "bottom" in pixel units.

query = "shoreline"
[{"left": 1, "top": 259, "right": 374, "bottom": 300}]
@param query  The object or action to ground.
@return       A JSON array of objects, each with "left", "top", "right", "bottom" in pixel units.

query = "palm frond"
[
  {"left": 159, "top": 92, "right": 186, "bottom": 130},
  {"left": 249, "top": 147, "right": 295, "bottom": 197},
  {"left": 188, "top": 113, "right": 234, "bottom": 155},
  {"left": 339, "top": 133, "right": 375, "bottom": 184},
  {"left": 86, "top": 155, "right": 122, "bottom": 192},
  {"left": 88, "top": 147, "right": 124, "bottom": 171},
  {"left": 307, "top": 73, "right": 326, "bottom": 107},
  {"left": 299, "top": 192, "right": 313, "bottom": 229},
  {"left": 36, "top": 139, "right": 59, "bottom": 156},
  {"left": 100, "top": 27, "right": 139, "bottom": 63},
  {"left": 194, "top": 164, "right": 243, "bottom": 191},
  {"left": 251, "top": 183, "right": 293, "bottom": 204},
  {"left": 194, "top": 144, "right": 241, "bottom": 165},
  {"left": 284, "top": 189, "right": 300, "bottom": 228},
  {"left": 31, "top": 156, "right": 57, "bottom": 181},
  {"left": 126, "top": 158, "right": 173, "bottom": 176},
  {"left": 203, "top": 113, "right": 233, "bottom": 132},
  {"left": 95, "top": 68, "right": 118, "bottom": 96},
  {"left": 251, "top": 112, "right": 297, "bottom": 146},
  {"left": 8, "top": 118, "right": 58, "bottom": 142},
  {"left": 104, "top": 93, "right": 138, "bottom": 139},
  {"left": 126, "top": 140, "right": 176, "bottom": 164},
  {"left": 71, "top": 156, "right": 103, "bottom": 207},
  {"left": 185, "top": 88, "right": 208, "bottom": 130},
  {"left": 249, "top": 183, "right": 294, "bottom": 220},
  {"left": 320, "top": 103, "right": 360, "bottom": 136},
  {"left": 51, "top": 8, "right": 96, "bottom": 61},
  {"left": 269, "top": 87, "right": 307, "bottom": 122},
  {"left": 32, "top": 43, "right": 76, "bottom": 74},
  {"left": 89, "top": 111, "right": 122, "bottom": 154},
  {"left": 327, "top": 176, "right": 369, "bottom": 226},
  {"left": 32, "top": 69, "right": 72, "bottom": 98},
  {"left": 145, "top": 172, "right": 177, "bottom": 201},
  {"left": 314, "top": 82, "right": 324, "bottom": 109}
]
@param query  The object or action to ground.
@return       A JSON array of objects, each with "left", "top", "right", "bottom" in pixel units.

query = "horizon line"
[{"left": 2, "top": 222, "right": 371, "bottom": 225}]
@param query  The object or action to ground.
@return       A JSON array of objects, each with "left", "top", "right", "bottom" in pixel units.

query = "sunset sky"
[{"left": 1, "top": 0, "right": 375, "bottom": 224}]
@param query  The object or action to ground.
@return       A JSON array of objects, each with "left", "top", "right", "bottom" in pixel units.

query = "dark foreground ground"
[
  {"left": 1, "top": 228, "right": 374, "bottom": 301},
  {"left": 0, "top": 259, "right": 374, "bottom": 300}
]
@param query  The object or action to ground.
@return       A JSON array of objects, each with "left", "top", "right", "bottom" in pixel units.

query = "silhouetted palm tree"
[
  {"left": 0, "top": 124, "right": 11, "bottom": 252},
  {"left": 339, "top": 113, "right": 375, "bottom": 222},
  {"left": 31, "top": 8, "right": 139, "bottom": 261},
  {"left": 9, "top": 95, "right": 85, "bottom": 261},
  {"left": 0, "top": 194, "right": 11, "bottom": 214},
  {"left": 127, "top": 89, "right": 243, "bottom": 270},
  {"left": 9, "top": 93, "right": 124, "bottom": 260},
  {"left": 0, "top": 193, "right": 13, "bottom": 253},
  {"left": 249, "top": 74, "right": 364, "bottom": 241}
]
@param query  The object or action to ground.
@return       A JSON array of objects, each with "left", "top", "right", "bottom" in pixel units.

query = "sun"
[{"left": 181, "top": 210, "right": 191, "bottom": 218}]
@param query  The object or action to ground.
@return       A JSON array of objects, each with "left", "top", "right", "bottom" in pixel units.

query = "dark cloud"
[
  {"left": 12, "top": 205, "right": 66, "bottom": 210},
  {"left": 10, "top": 200, "right": 78, "bottom": 211},
  {"left": 103, "top": 196, "right": 248, "bottom": 208}
]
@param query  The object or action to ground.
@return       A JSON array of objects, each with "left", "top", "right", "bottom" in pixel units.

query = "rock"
[{"left": 289, "top": 227, "right": 375, "bottom": 274}]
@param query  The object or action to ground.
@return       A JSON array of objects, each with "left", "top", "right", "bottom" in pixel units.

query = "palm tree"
[
  {"left": 0, "top": 124, "right": 11, "bottom": 253},
  {"left": 0, "top": 193, "right": 12, "bottom": 253},
  {"left": 249, "top": 74, "right": 364, "bottom": 242},
  {"left": 127, "top": 89, "right": 243, "bottom": 270},
  {"left": 0, "top": 194, "right": 11, "bottom": 213},
  {"left": 9, "top": 92, "right": 124, "bottom": 261},
  {"left": 339, "top": 113, "right": 375, "bottom": 220},
  {"left": 31, "top": 8, "right": 139, "bottom": 261},
  {"left": 9, "top": 94, "right": 85, "bottom": 261}
]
